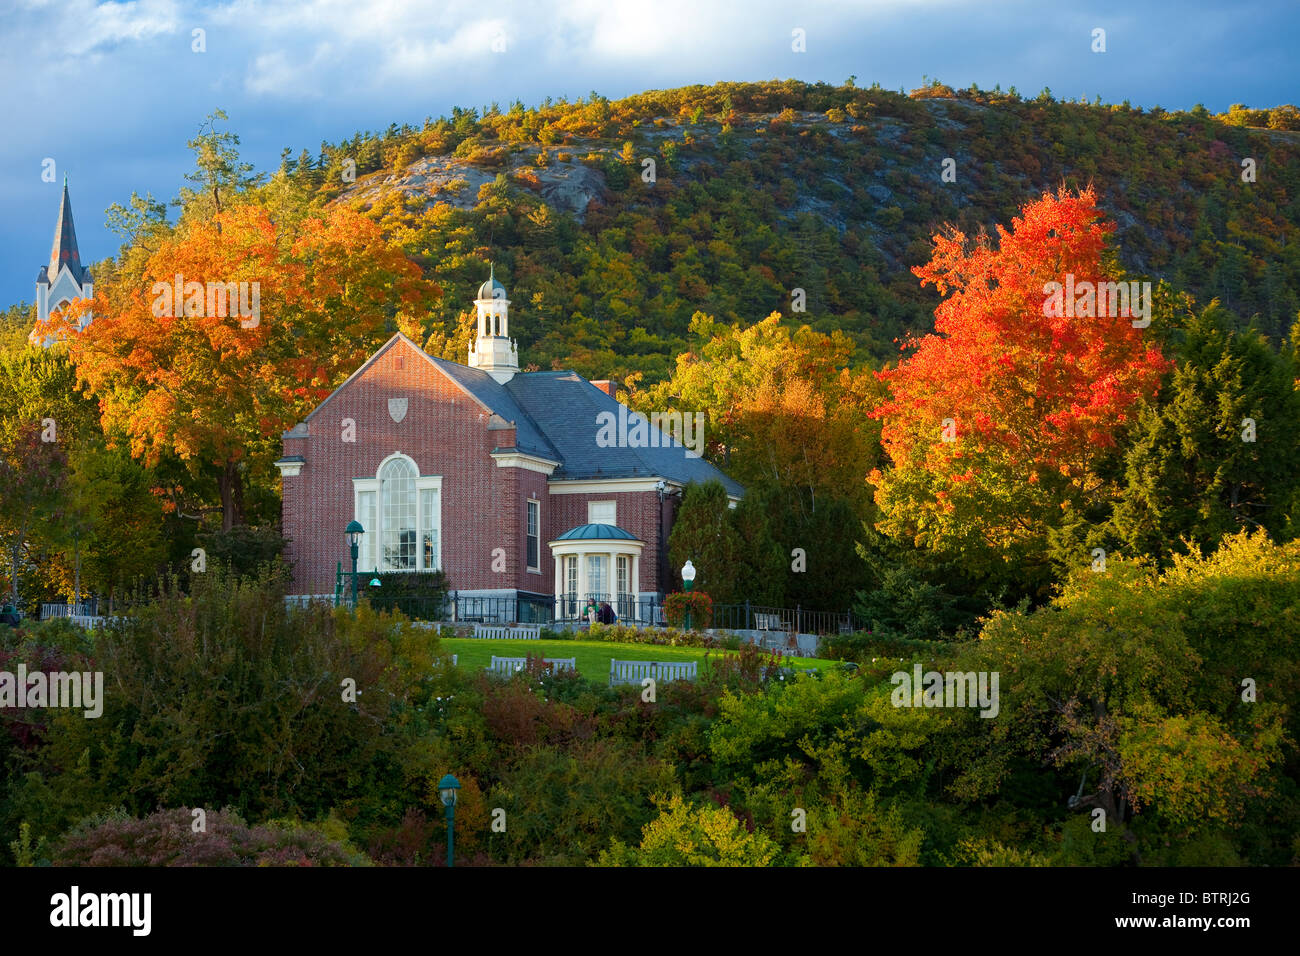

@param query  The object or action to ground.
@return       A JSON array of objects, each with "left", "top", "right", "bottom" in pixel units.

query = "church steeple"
[
  {"left": 33, "top": 176, "right": 94, "bottom": 346},
  {"left": 467, "top": 264, "right": 519, "bottom": 383},
  {"left": 48, "top": 175, "right": 87, "bottom": 286}
]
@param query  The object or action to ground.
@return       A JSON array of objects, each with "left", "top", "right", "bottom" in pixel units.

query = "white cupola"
[{"left": 468, "top": 263, "right": 519, "bottom": 383}]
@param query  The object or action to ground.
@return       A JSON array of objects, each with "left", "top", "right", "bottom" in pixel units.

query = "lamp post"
[
  {"left": 345, "top": 520, "right": 364, "bottom": 609},
  {"left": 438, "top": 773, "right": 461, "bottom": 867},
  {"left": 681, "top": 560, "right": 696, "bottom": 631}
]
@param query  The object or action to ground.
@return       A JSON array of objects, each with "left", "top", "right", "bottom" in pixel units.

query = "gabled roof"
[
  {"left": 45, "top": 178, "right": 87, "bottom": 286},
  {"left": 504, "top": 371, "right": 744, "bottom": 496},
  {"left": 423, "top": 354, "right": 558, "bottom": 460},
  {"left": 297, "top": 333, "right": 558, "bottom": 460},
  {"left": 293, "top": 334, "right": 743, "bottom": 497}
]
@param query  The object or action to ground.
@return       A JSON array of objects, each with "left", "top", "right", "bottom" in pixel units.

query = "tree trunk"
[
  {"left": 218, "top": 460, "right": 244, "bottom": 532},
  {"left": 8, "top": 541, "right": 19, "bottom": 603}
]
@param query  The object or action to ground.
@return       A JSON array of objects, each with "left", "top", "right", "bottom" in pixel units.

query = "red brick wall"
[
  {"left": 284, "top": 338, "right": 521, "bottom": 594},
  {"left": 282, "top": 337, "right": 687, "bottom": 597},
  {"left": 547, "top": 490, "right": 673, "bottom": 593}
]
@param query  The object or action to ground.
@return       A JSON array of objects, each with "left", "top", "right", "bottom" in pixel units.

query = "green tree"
[
  {"left": 59, "top": 442, "right": 167, "bottom": 607},
  {"left": 667, "top": 480, "right": 742, "bottom": 604},
  {"left": 1113, "top": 302, "right": 1300, "bottom": 563}
]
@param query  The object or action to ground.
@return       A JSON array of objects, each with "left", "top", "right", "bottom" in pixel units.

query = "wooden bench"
[
  {"left": 609, "top": 659, "right": 698, "bottom": 687},
  {"left": 486, "top": 655, "right": 576, "bottom": 676},
  {"left": 472, "top": 624, "right": 541, "bottom": 640}
]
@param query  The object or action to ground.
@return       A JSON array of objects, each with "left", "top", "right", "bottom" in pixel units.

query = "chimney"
[{"left": 590, "top": 379, "right": 620, "bottom": 398}]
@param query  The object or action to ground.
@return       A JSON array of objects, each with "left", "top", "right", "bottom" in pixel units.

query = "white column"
[{"left": 632, "top": 553, "right": 640, "bottom": 597}]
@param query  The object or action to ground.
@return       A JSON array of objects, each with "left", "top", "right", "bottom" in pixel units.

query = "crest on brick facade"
[{"left": 388, "top": 397, "right": 408, "bottom": 423}]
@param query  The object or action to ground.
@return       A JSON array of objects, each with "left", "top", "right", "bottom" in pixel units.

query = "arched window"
[
  {"left": 380, "top": 457, "right": 416, "bottom": 569},
  {"left": 353, "top": 454, "right": 441, "bottom": 572}
]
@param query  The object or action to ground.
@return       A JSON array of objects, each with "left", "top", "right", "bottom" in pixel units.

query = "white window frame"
[
  {"left": 526, "top": 498, "right": 541, "bottom": 572},
  {"left": 588, "top": 500, "right": 617, "bottom": 526},
  {"left": 352, "top": 453, "right": 442, "bottom": 573}
]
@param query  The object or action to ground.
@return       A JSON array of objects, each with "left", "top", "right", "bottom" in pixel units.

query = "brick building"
[{"left": 275, "top": 270, "right": 742, "bottom": 617}]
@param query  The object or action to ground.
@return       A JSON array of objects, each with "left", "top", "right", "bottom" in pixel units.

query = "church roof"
[{"left": 44, "top": 178, "right": 87, "bottom": 286}]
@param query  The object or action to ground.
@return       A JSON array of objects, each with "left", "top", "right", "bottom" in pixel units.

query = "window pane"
[
  {"left": 588, "top": 501, "right": 616, "bottom": 525},
  {"left": 526, "top": 500, "right": 539, "bottom": 569},
  {"left": 587, "top": 555, "right": 606, "bottom": 598},
  {"left": 358, "top": 492, "right": 375, "bottom": 570},
  {"left": 380, "top": 458, "right": 416, "bottom": 570},
  {"left": 421, "top": 488, "right": 438, "bottom": 570}
]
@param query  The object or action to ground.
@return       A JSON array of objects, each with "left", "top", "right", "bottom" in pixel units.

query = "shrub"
[
  {"left": 662, "top": 591, "right": 713, "bottom": 630},
  {"left": 52, "top": 807, "right": 370, "bottom": 866},
  {"left": 9, "top": 565, "right": 436, "bottom": 844},
  {"left": 819, "top": 630, "right": 957, "bottom": 664},
  {"left": 597, "top": 793, "right": 780, "bottom": 866},
  {"left": 366, "top": 569, "right": 448, "bottom": 620},
  {"left": 195, "top": 525, "right": 286, "bottom": 580},
  {"left": 490, "top": 739, "right": 677, "bottom": 865},
  {"left": 587, "top": 621, "right": 721, "bottom": 648}
]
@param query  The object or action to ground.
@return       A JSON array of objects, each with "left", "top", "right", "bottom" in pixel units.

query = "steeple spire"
[
  {"left": 32, "top": 176, "right": 95, "bottom": 346},
  {"left": 48, "top": 176, "right": 85, "bottom": 285}
]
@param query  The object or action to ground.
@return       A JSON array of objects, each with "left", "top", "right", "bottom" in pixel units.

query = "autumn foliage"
[
  {"left": 65, "top": 204, "right": 438, "bottom": 528},
  {"left": 871, "top": 188, "right": 1169, "bottom": 572}
]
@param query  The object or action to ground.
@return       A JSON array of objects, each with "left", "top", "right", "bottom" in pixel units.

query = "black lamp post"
[
  {"left": 438, "top": 774, "right": 461, "bottom": 867},
  {"left": 345, "top": 520, "right": 364, "bottom": 608}
]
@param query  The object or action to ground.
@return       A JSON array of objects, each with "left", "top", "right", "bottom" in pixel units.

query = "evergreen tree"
[
  {"left": 667, "top": 480, "right": 742, "bottom": 604},
  {"left": 1112, "top": 303, "right": 1300, "bottom": 563}
]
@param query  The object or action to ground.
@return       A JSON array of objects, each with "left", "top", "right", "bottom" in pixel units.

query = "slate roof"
[
  {"left": 504, "top": 371, "right": 744, "bottom": 496},
  {"left": 295, "top": 333, "right": 743, "bottom": 498},
  {"left": 422, "top": 356, "right": 559, "bottom": 461}
]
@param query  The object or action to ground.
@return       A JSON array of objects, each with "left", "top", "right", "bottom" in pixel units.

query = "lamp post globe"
[{"left": 681, "top": 560, "right": 697, "bottom": 631}]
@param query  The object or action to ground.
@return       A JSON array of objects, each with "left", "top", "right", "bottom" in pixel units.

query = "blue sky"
[{"left": 2, "top": 0, "right": 1297, "bottom": 309}]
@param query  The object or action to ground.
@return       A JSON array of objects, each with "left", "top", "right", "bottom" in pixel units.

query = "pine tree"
[
  {"left": 1112, "top": 302, "right": 1300, "bottom": 563},
  {"left": 667, "top": 481, "right": 742, "bottom": 604}
]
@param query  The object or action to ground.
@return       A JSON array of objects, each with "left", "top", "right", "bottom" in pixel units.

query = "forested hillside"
[
  {"left": 5, "top": 79, "right": 1300, "bottom": 612},
  {"left": 257, "top": 79, "right": 1300, "bottom": 381}
]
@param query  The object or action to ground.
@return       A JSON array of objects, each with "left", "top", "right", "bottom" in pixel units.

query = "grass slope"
[{"left": 439, "top": 637, "right": 838, "bottom": 682}]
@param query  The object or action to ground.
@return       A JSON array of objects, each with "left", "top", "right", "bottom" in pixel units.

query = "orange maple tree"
[
  {"left": 870, "top": 187, "right": 1169, "bottom": 569},
  {"left": 67, "top": 204, "right": 438, "bottom": 529}
]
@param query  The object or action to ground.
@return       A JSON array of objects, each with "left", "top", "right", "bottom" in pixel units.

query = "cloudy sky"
[{"left": 3, "top": 0, "right": 1297, "bottom": 307}]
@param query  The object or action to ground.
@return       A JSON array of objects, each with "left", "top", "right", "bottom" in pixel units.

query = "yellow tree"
[{"left": 629, "top": 311, "right": 880, "bottom": 514}]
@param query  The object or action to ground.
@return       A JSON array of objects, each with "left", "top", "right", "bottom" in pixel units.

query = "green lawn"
[{"left": 438, "top": 637, "right": 840, "bottom": 683}]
